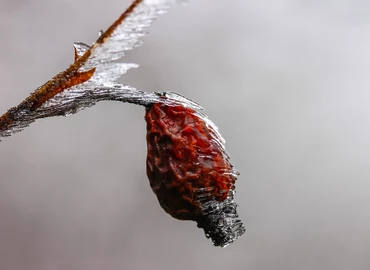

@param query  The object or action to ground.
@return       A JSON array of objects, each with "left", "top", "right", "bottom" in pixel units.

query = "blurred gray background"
[{"left": 1, "top": 0, "right": 370, "bottom": 269}]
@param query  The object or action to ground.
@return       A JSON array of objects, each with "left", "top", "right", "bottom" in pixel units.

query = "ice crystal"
[{"left": 0, "top": 0, "right": 184, "bottom": 140}]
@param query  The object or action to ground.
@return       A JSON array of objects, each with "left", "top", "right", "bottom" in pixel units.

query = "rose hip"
[{"left": 145, "top": 101, "right": 245, "bottom": 247}]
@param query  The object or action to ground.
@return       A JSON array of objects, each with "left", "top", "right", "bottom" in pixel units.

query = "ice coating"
[
  {"left": 0, "top": 87, "right": 203, "bottom": 139},
  {"left": 0, "top": 0, "right": 184, "bottom": 140},
  {"left": 78, "top": 0, "right": 182, "bottom": 84},
  {"left": 145, "top": 96, "right": 245, "bottom": 247}
]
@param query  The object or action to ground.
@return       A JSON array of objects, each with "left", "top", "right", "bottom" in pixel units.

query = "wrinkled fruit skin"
[{"left": 145, "top": 102, "right": 245, "bottom": 247}]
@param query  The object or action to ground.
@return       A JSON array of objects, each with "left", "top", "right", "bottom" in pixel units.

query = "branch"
[{"left": 0, "top": 0, "right": 183, "bottom": 139}]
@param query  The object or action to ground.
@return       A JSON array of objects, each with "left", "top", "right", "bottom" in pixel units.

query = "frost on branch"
[{"left": 0, "top": 0, "right": 183, "bottom": 139}]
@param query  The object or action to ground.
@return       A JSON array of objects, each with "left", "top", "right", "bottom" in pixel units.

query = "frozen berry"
[{"left": 145, "top": 99, "right": 245, "bottom": 247}]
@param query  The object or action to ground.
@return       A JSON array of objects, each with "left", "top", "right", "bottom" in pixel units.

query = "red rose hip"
[{"left": 145, "top": 97, "right": 245, "bottom": 247}]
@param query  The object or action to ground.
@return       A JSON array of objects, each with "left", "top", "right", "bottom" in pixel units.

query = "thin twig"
[{"left": 0, "top": 0, "right": 182, "bottom": 139}]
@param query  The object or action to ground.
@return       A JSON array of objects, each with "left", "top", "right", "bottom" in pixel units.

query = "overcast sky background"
[{"left": 1, "top": 0, "right": 370, "bottom": 269}]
